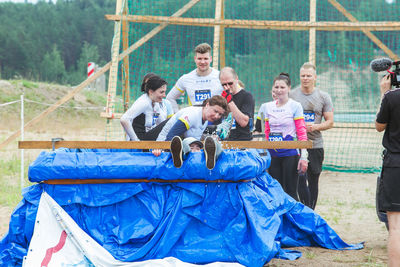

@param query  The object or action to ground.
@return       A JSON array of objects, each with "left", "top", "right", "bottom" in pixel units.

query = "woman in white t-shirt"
[
  {"left": 120, "top": 73, "right": 173, "bottom": 141},
  {"left": 254, "top": 73, "right": 308, "bottom": 201}
]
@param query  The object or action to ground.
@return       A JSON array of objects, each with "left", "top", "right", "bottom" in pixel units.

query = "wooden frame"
[
  {"left": 19, "top": 140, "right": 312, "bottom": 150},
  {"left": 1, "top": 0, "right": 398, "bottom": 150},
  {"left": 105, "top": 15, "right": 400, "bottom": 32}
]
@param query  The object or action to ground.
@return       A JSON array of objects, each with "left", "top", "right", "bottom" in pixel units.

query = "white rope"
[
  {"left": 0, "top": 99, "right": 21, "bottom": 107},
  {"left": 23, "top": 99, "right": 104, "bottom": 110},
  {"left": 0, "top": 98, "right": 104, "bottom": 110}
]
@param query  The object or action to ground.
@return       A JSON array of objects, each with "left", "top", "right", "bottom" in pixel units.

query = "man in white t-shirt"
[{"left": 166, "top": 43, "right": 223, "bottom": 112}]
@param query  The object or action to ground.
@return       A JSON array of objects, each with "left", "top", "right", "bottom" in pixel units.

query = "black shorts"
[{"left": 379, "top": 166, "right": 400, "bottom": 212}]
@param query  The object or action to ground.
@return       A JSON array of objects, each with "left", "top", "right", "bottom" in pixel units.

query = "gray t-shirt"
[{"left": 289, "top": 87, "right": 333, "bottom": 148}]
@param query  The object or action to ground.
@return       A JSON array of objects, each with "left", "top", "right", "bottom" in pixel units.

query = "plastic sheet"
[{"left": 0, "top": 149, "right": 362, "bottom": 267}]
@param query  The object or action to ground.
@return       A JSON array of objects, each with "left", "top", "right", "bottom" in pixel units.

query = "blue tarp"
[{"left": 0, "top": 149, "right": 363, "bottom": 267}]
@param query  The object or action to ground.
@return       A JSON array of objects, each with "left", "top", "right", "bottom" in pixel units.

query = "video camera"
[{"left": 370, "top": 58, "right": 400, "bottom": 88}]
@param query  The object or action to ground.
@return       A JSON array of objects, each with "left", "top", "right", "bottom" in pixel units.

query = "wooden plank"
[
  {"left": 309, "top": 0, "right": 316, "bottom": 65},
  {"left": 19, "top": 140, "right": 313, "bottom": 150},
  {"left": 105, "top": 0, "right": 123, "bottom": 118},
  {"left": 212, "top": 0, "right": 222, "bottom": 69},
  {"left": 219, "top": 0, "right": 225, "bottom": 68},
  {"left": 105, "top": 15, "right": 400, "bottom": 31},
  {"left": 43, "top": 178, "right": 252, "bottom": 185},
  {"left": 0, "top": 0, "right": 203, "bottom": 150},
  {"left": 122, "top": 0, "right": 130, "bottom": 112},
  {"left": 327, "top": 0, "right": 399, "bottom": 61}
]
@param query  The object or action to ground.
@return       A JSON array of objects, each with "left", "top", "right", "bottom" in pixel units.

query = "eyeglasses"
[{"left": 221, "top": 82, "right": 234, "bottom": 87}]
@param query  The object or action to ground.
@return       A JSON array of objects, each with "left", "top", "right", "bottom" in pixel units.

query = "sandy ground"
[
  {"left": 0, "top": 171, "right": 387, "bottom": 266},
  {"left": 268, "top": 171, "right": 387, "bottom": 266}
]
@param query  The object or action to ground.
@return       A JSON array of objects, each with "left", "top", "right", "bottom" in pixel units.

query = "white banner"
[{"left": 23, "top": 192, "right": 243, "bottom": 267}]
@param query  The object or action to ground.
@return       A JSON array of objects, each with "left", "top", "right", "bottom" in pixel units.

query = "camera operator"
[{"left": 376, "top": 74, "right": 400, "bottom": 266}]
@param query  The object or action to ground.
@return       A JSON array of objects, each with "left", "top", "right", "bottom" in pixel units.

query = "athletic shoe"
[
  {"left": 204, "top": 136, "right": 216, "bottom": 170},
  {"left": 170, "top": 136, "right": 183, "bottom": 168}
]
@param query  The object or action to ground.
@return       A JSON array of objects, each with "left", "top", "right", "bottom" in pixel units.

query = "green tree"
[{"left": 40, "top": 45, "right": 66, "bottom": 83}]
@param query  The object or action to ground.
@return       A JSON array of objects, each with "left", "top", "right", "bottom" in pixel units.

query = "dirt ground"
[{"left": 267, "top": 171, "right": 387, "bottom": 266}]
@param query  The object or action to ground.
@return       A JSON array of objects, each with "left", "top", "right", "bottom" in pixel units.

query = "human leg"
[
  {"left": 268, "top": 157, "right": 284, "bottom": 190},
  {"left": 307, "top": 148, "right": 324, "bottom": 209},
  {"left": 387, "top": 212, "right": 400, "bottom": 266},
  {"left": 143, "top": 119, "right": 170, "bottom": 140},
  {"left": 281, "top": 155, "right": 300, "bottom": 201},
  {"left": 379, "top": 166, "right": 400, "bottom": 265}
]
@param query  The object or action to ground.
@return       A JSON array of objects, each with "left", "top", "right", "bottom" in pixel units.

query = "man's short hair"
[
  {"left": 194, "top": 43, "right": 212, "bottom": 54},
  {"left": 301, "top": 62, "right": 316, "bottom": 73},
  {"left": 220, "top": 66, "right": 238, "bottom": 79}
]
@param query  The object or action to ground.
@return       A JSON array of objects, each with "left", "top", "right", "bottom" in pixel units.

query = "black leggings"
[
  {"left": 269, "top": 155, "right": 300, "bottom": 201},
  {"left": 134, "top": 119, "right": 170, "bottom": 141},
  {"left": 298, "top": 148, "right": 324, "bottom": 209}
]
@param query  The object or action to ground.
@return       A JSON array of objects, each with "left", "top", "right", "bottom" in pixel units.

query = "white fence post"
[{"left": 20, "top": 94, "right": 24, "bottom": 190}]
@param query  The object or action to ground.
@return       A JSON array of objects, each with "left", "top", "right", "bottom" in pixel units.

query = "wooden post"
[
  {"left": 105, "top": 0, "right": 123, "bottom": 119},
  {"left": 327, "top": 0, "right": 399, "bottom": 61},
  {"left": 309, "top": 0, "right": 317, "bottom": 65},
  {"left": 122, "top": 0, "right": 130, "bottom": 112},
  {"left": 219, "top": 0, "right": 226, "bottom": 68},
  {"left": 212, "top": 0, "right": 223, "bottom": 69}
]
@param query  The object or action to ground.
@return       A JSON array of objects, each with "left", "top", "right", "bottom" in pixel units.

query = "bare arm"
[
  {"left": 307, "top": 111, "right": 333, "bottom": 132},
  {"left": 229, "top": 101, "right": 249, "bottom": 128},
  {"left": 166, "top": 87, "right": 184, "bottom": 113}
]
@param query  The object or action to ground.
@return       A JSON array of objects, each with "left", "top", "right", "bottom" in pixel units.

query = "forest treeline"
[
  {"left": 0, "top": 0, "right": 115, "bottom": 85},
  {"left": 0, "top": 0, "right": 399, "bottom": 91}
]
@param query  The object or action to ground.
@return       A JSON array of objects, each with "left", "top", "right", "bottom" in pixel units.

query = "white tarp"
[{"left": 23, "top": 192, "right": 243, "bottom": 267}]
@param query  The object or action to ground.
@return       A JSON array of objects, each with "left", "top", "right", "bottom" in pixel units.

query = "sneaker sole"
[
  {"left": 171, "top": 137, "right": 183, "bottom": 168},
  {"left": 204, "top": 137, "right": 216, "bottom": 170}
]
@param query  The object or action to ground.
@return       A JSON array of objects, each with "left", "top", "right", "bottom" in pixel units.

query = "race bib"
[
  {"left": 304, "top": 110, "right": 315, "bottom": 123},
  {"left": 152, "top": 113, "right": 159, "bottom": 126},
  {"left": 194, "top": 89, "right": 211, "bottom": 102},
  {"left": 269, "top": 132, "right": 283, "bottom": 142},
  {"left": 231, "top": 118, "right": 236, "bottom": 129}
]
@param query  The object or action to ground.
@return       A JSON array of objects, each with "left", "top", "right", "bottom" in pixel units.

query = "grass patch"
[
  {"left": 305, "top": 250, "right": 316, "bottom": 259},
  {"left": 0, "top": 157, "right": 32, "bottom": 207},
  {"left": 83, "top": 90, "right": 107, "bottom": 106},
  {"left": 22, "top": 80, "right": 38, "bottom": 89}
]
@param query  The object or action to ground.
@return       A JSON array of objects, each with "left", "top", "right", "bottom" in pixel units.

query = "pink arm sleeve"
[
  {"left": 294, "top": 118, "right": 307, "bottom": 141},
  {"left": 264, "top": 120, "right": 270, "bottom": 139}
]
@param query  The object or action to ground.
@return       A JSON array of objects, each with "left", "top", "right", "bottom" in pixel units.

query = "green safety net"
[{"left": 106, "top": 0, "right": 399, "bottom": 172}]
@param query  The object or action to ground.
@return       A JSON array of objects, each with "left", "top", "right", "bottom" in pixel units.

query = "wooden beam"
[
  {"left": 212, "top": 0, "right": 223, "bottom": 69},
  {"left": 309, "top": 0, "right": 316, "bottom": 65},
  {"left": 219, "top": 0, "right": 226, "bottom": 68},
  {"left": 327, "top": 0, "right": 399, "bottom": 61},
  {"left": 19, "top": 140, "right": 312, "bottom": 150},
  {"left": 122, "top": 0, "right": 130, "bottom": 112},
  {"left": 44, "top": 178, "right": 252, "bottom": 185},
  {"left": 105, "top": 15, "right": 400, "bottom": 31},
  {"left": 105, "top": 0, "right": 123, "bottom": 117}
]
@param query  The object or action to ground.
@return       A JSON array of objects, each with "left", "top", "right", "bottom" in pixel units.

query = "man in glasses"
[
  {"left": 219, "top": 66, "right": 255, "bottom": 141},
  {"left": 166, "top": 43, "right": 223, "bottom": 113}
]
